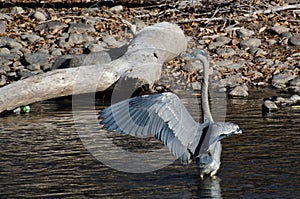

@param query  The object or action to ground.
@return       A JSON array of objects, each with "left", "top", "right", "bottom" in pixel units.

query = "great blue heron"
[{"left": 98, "top": 50, "right": 242, "bottom": 178}]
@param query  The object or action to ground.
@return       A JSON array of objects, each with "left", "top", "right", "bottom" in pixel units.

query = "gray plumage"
[{"left": 99, "top": 50, "right": 242, "bottom": 178}]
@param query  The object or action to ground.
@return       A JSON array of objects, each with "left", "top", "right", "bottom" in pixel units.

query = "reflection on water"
[{"left": 0, "top": 89, "right": 299, "bottom": 198}]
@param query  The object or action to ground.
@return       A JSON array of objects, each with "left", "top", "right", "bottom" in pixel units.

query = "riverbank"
[{"left": 0, "top": 1, "right": 299, "bottom": 97}]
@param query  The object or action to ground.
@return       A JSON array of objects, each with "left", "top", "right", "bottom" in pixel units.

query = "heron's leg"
[{"left": 210, "top": 170, "right": 218, "bottom": 178}]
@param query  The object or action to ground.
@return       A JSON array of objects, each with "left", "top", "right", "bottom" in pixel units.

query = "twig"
[
  {"left": 175, "top": 17, "right": 225, "bottom": 24},
  {"left": 120, "top": 17, "right": 136, "bottom": 35},
  {"left": 244, "top": 4, "right": 300, "bottom": 16}
]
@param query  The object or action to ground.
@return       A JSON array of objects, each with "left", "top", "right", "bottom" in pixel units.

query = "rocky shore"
[{"left": 0, "top": 1, "right": 299, "bottom": 98}]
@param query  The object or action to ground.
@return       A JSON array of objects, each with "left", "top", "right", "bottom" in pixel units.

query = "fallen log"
[{"left": 0, "top": 22, "right": 187, "bottom": 113}]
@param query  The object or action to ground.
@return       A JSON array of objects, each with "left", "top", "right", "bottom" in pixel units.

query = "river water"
[{"left": 0, "top": 89, "right": 299, "bottom": 198}]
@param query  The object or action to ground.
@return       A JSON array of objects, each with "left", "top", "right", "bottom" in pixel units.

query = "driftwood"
[{"left": 0, "top": 22, "right": 187, "bottom": 113}]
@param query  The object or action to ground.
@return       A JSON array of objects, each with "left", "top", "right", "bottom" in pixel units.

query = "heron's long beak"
[
  {"left": 210, "top": 128, "right": 242, "bottom": 144},
  {"left": 218, "top": 128, "right": 242, "bottom": 141}
]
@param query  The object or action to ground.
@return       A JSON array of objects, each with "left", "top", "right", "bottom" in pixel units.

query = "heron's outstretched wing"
[{"left": 98, "top": 92, "right": 200, "bottom": 164}]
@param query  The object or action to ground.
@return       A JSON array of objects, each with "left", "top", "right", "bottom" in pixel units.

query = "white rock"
[
  {"left": 109, "top": 5, "right": 123, "bottom": 13},
  {"left": 33, "top": 11, "right": 47, "bottom": 21}
]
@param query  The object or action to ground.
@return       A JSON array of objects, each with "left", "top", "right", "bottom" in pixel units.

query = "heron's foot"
[
  {"left": 199, "top": 172, "right": 217, "bottom": 179},
  {"left": 210, "top": 175, "right": 217, "bottom": 180},
  {"left": 210, "top": 170, "right": 218, "bottom": 179},
  {"left": 200, "top": 173, "right": 204, "bottom": 179}
]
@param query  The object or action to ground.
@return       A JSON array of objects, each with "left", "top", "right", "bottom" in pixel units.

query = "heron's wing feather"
[{"left": 98, "top": 92, "right": 199, "bottom": 164}]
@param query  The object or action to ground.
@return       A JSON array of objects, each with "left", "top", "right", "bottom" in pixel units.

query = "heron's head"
[
  {"left": 196, "top": 122, "right": 242, "bottom": 178},
  {"left": 209, "top": 122, "right": 242, "bottom": 143}
]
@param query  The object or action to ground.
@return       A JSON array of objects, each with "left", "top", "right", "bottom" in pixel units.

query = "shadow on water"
[{"left": 0, "top": 89, "right": 299, "bottom": 198}]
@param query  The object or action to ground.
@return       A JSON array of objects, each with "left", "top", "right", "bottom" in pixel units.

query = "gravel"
[{"left": 0, "top": 1, "right": 298, "bottom": 97}]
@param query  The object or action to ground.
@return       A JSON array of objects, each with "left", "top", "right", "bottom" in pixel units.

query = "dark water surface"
[{"left": 0, "top": 89, "right": 299, "bottom": 198}]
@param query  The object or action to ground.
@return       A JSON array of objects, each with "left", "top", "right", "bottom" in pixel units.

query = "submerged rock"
[
  {"left": 262, "top": 100, "right": 278, "bottom": 114},
  {"left": 229, "top": 85, "right": 249, "bottom": 97}
]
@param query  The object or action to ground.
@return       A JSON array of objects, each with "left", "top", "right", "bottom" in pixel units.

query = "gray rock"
[
  {"left": 239, "top": 38, "right": 261, "bottom": 49},
  {"left": 181, "top": 50, "right": 209, "bottom": 72},
  {"left": 191, "top": 81, "right": 201, "bottom": 91},
  {"left": 248, "top": 47, "right": 267, "bottom": 56},
  {"left": 257, "top": 58, "right": 274, "bottom": 66},
  {"left": 56, "top": 34, "right": 70, "bottom": 48},
  {"left": 0, "top": 21, "right": 6, "bottom": 34},
  {"left": 86, "top": 43, "right": 105, "bottom": 52},
  {"left": 240, "top": 83, "right": 249, "bottom": 91},
  {"left": 268, "top": 26, "right": 290, "bottom": 35},
  {"left": 290, "top": 94, "right": 300, "bottom": 104},
  {"left": 235, "top": 49, "right": 249, "bottom": 58},
  {"left": 52, "top": 54, "right": 82, "bottom": 69},
  {"left": 289, "top": 77, "right": 300, "bottom": 86},
  {"left": 225, "top": 62, "right": 246, "bottom": 70},
  {"left": 0, "top": 37, "right": 23, "bottom": 50},
  {"left": 102, "top": 35, "right": 121, "bottom": 47},
  {"left": 288, "top": 34, "right": 300, "bottom": 46},
  {"left": 26, "top": 64, "right": 41, "bottom": 71},
  {"left": 32, "top": 11, "right": 47, "bottom": 21},
  {"left": 0, "top": 64, "right": 11, "bottom": 72},
  {"left": 271, "top": 62, "right": 289, "bottom": 70},
  {"left": 217, "top": 73, "right": 244, "bottom": 88},
  {"left": 215, "top": 36, "right": 231, "bottom": 44},
  {"left": 182, "top": 61, "right": 203, "bottom": 72},
  {"left": 272, "top": 72, "right": 296, "bottom": 89},
  {"left": 214, "top": 60, "right": 234, "bottom": 67},
  {"left": 273, "top": 95, "right": 300, "bottom": 106},
  {"left": 17, "top": 70, "right": 35, "bottom": 78},
  {"left": 215, "top": 48, "right": 236, "bottom": 58},
  {"left": 35, "top": 21, "right": 68, "bottom": 33},
  {"left": 0, "top": 48, "right": 10, "bottom": 54},
  {"left": 68, "top": 33, "right": 94, "bottom": 45},
  {"left": 68, "top": 23, "right": 96, "bottom": 33},
  {"left": 52, "top": 51, "right": 111, "bottom": 69},
  {"left": 262, "top": 100, "right": 278, "bottom": 113},
  {"left": 51, "top": 48, "right": 62, "bottom": 57},
  {"left": 236, "top": 28, "right": 255, "bottom": 38},
  {"left": 84, "top": 52, "right": 111, "bottom": 65},
  {"left": 274, "top": 97, "right": 286, "bottom": 104},
  {"left": 0, "top": 52, "right": 20, "bottom": 61},
  {"left": 68, "top": 48, "right": 83, "bottom": 55},
  {"left": 0, "top": 14, "right": 13, "bottom": 20},
  {"left": 25, "top": 52, "right": 49, "bottom": 66},
  {"left": 6, "top": 71, "right": 17, "bottom": 77},
  {"left": 21, "top": 34, "right": 41, "bottom": 44},
  {"left": 280, "top": 32, "right": 292, "bottom": 39},
  {"left": 0, "top": 75, "right": 6, "bottom": 86},
  {"left": 268, "top": 39, "right": 277, "bottom": 46},
  {"left": 208, "top": 36, "right": 231, "bottom": 50},
  {"left": 229, "top": 85, "right": 249, "bottom": 97}
]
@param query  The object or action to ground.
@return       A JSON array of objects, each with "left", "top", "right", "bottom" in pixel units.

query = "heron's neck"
[{"left": 201, "top": 57, "right": 213, "bottom": 123}]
